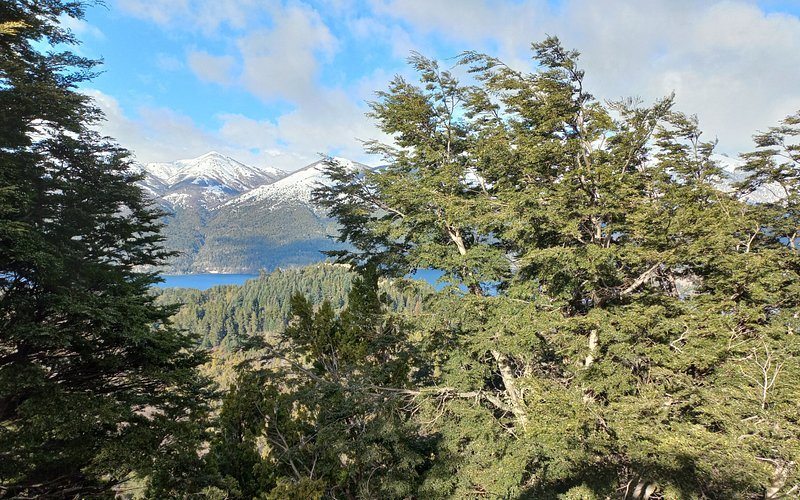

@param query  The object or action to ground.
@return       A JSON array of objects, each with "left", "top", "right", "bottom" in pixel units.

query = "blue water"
[
  {"left": 154, "top": 269, "right": 490, "bottom": 293},
  {"left": 408, "top": 269, "right": 499, "bottom": 294},
  {"left": 155, "top": 274, "right": 258, "bottom": 290}
]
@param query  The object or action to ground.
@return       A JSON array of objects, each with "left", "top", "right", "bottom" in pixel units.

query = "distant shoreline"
[{"left": 154, "top": 273, "right": 259, "bottom": 290}]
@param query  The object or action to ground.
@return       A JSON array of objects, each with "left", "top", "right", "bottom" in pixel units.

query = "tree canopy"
[
  {"left": 3, "top": 3, "right": 798, "bottom": 496},
  {"left": 0, "top": 2, "right": 211, "bottom": 497},
  {"left": 307, "top": 37, "right": 800, "bottom": 498}
]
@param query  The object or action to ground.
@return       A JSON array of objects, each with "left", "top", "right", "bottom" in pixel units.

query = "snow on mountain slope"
[
  {"left": 137, "top": 174, "right": 168, "bottom": 200},
  {"left": 139, "top": 152, "right": 286, "bottom": 209},
  {"left": 165, "top": 152, "right": 283, "bottom": 192},
  {"left": 143, "top": 161, "right": 182, "bottom": 182},
  {"left": 222, "top": 157, "right": 366, "bottom": 211},
  {"left": 713, "top": 153, "right": 784, "bottom": 204}
]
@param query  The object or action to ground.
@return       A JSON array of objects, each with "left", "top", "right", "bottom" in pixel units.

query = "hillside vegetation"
[
  {"left": 156, "top": 264, "right": 431, "bottom": 350},
  {"left": 205, "top": 40, "right": 800, "bottom": 498},
  {"left": 4, "top": 2, "right": 800, "bottom": 498}
]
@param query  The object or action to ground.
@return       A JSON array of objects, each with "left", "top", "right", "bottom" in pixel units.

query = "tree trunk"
[
  {"left": 584, "top": 329, "right": 598, "bottom": 368},
  {"left": 491, "top": 350, "right": 528, "bottom": 428}
]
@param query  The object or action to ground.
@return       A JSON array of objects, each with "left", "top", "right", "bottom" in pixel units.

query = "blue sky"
[{"left": 69, "top": 0, "right": 800, "bottom": 170}]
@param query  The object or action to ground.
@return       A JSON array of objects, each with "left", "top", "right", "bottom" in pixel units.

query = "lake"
[
  {"left": 155, "top": 269, "right": 448, "bottom": 291},
  {"left": 155, "top": 274, "right": 259, "bottom": 290}
]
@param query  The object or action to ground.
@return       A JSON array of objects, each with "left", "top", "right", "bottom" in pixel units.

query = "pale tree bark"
[
  {"left": 760, "top": 458, "right": 796, "bottom": 500},
  {"left": 446, "top": 225, "right": 468, "bottom": 256},
  {"left": 447, "top": 221, "right": 530, "bottom": 428},
  {"left": 621, "top": 262, "right": 662, "bottom": 297},
  {"left": 584, "top": 329, "right": 599, "bottom": 368},
  {"left": 629, "top": 480, "right": 657, "bottom": 500},
  {"left": 491, "top": 350, "right": 528, "bottom": 428},
  {"left": 740, "top": 342, "right": 784, "bottom": 410}
]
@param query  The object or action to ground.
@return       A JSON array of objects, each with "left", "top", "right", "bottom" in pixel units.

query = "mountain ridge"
[
  {"left": 140, "top": 151, "right": 286, "bottom": 209},
  {"left": 222, "top": 157, "right": 367, "bottom": 211},
  {"left": 138, "top": 153, "right": 356, "bottom": 274}
]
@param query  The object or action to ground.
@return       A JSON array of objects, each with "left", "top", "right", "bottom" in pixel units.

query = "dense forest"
[
  {"left": 1, "top": 2, "right": 212, "bottom": 497},
  {"left": 2, "top": 1, "right": 800, "bottom": 499},
  {"left": 156, "top": 264, "right": 430, "bottom": 349},
  {"left": 158, "top": 201, "right": 350, "bottom": 274}
]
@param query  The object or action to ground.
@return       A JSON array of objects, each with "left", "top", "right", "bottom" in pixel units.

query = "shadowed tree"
[
  {"left": 207, "top": 267, "right": 433, "bottom": 499},
  {"left": 0, "top": 1, "right": 212, "bottom": 497}
]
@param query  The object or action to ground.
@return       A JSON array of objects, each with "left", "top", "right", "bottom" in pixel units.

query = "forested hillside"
[
  {"left": 156, "top": 264, "right": 431, "bottom": 349},
  {"left": 141, "top": 158, "right": 358, "bottom": 274}
]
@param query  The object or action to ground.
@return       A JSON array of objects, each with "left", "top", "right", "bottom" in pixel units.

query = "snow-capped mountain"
[
  {"left": 136, "top": 150, "right": 785, "bottom": 275},
  {"left": 137, "top": 154, "right": 360, "bottom": 274},
  {"left": 187, "top": 157, "right": 363, "bottom": 273},
  {"left": 223, "top": 157, "right": 366, "bottom": 211},
  {"left": 141, "top": 152, "right": 285, "bottom": 209},
  {"left": 137, "top": 173, "right": 169, "bottom": 200},
  {"left": 713, "top": 153, "right": 784, "bottom": 204}
]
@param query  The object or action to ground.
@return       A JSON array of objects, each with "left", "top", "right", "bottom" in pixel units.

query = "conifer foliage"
[
  {"left": 314, "top": 38, "right": 800, "bottom": 497},
  {"left": 209, "top": 268, "right": 428, "bottom": 498},
  {"left": 0, "top": 2, "right": 210, "bottom": 497}
]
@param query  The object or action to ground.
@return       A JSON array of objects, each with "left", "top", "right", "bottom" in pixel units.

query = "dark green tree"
[
  {"left": 0, "top": 2, "right": 211, "bottom": 497},
  {"left": 739, "top": 109, "right": 800, "bottom": 251}
]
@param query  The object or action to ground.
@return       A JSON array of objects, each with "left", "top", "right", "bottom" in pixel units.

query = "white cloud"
[
  {"left": 109, "top": 0, "right": 366, "bottom": 169},
  {"left": 115, "top": 0, "right": 191, "bottom": 27},
  {"left": 276, "top": 89, "right": 378, "bottom": 153},
  {"left": 155, "top": 53, "right": 183, "bottom": 71},
  {"left": 187, "top": 51, "right": 236, "bottom": 85},
  {"left": 557, "top": 0, "right": 800, "bottom": 152},
  {"left": 369, "top": 0, "right": 545, "bottom": 40},
  {"left": 115, "top": 0, "right": 261, "bottom": 32},
  {"left": 82, "top": 88, "right": 385, "bottom": 171},
  {"left": 167, "top": 3, "right": 339, "bottom": 103},
  {"left": 217, "top": 114, "right": 280, "bottom": 149},
  {"left": 368, "top": 0, "right": 551, "bottom": 66},
  {"left": 84, "top": 89, "right": 230, "bottom": 163},
  {"left": 235, "top": 3, "right": 338, "bottom": 102},
  {"left": 345, "top": 15, "right": 418, "bottom": 60},
  {"left": 102, "top": 0, "right": 800, "bottom": 167},
  {"left": 59, "top": 14, "right": 105, "bottom": 40},
  {"left": 369, "top": 0, "right": 800, "bottom": 154},
  {"left": 216, "top": 87, "right": 391, "bottom": 168}
]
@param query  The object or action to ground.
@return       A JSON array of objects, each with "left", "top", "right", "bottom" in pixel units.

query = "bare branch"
[{"left": 621, "top": 262, "right": 662, "bottom": 297}]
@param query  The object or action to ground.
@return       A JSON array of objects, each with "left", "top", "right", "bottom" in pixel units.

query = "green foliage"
[
  {"left": 156, "top": 263, "right": 431, "bottom": 350},
  {"left": 738, "top": 109, "right": 800, "bottom": 251},
  {"left": 311, "top": 37, "right": 800, "bottom": 497},
  {"left": 7, "top": 10, "right": 796, "bottom": 496},
  {"left": 206, "top": 269, "right": 431, "bottom": 498},
  {"left": 0, "top": 2, "right": 212, "bottom": 497}
]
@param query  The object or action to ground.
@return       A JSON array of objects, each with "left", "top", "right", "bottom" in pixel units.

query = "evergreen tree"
[
  {"left": 208, "top": 269, "right": 429, "bottom": 498},
  {"left": 0, "top": 2, "right": 211, "bottom": 497},
  {"left": 739, "top": 109, "right": 800, "bottom": 252},
  {"left": 316, "top": 38, "right": 800, "bottom": 497}
]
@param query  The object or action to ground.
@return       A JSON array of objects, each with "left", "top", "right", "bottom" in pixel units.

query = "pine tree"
[
  {"left": 0, "top": 2, "right": 211, "bottom": 496},
  {"left": 739, "top": 110, "right": 800, "bottom": 251}
]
